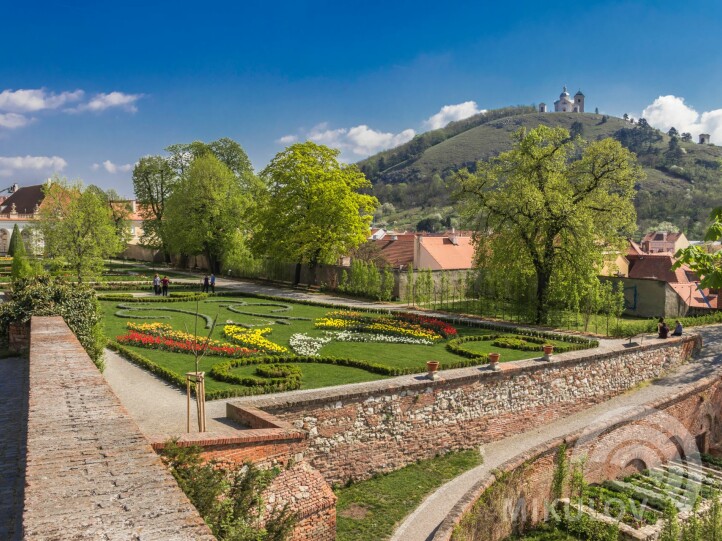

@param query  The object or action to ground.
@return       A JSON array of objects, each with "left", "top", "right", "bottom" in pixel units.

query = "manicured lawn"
[
  {"left": 102, "top": 293, "right": 592, "bottom": 395},
  {"left": 335, "top": 450, "right": 483, "bottom": 541}
]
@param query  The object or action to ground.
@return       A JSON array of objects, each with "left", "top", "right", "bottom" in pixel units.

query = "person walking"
[
  {"left": 210, "top": 273, "right": 216, "bottom": 293},
  {"left": 153, "top": 273, "right": 160, "bottom": 296},
  {"left": 161, "top": 276, "right": 170, "bottom": 297},
  {"left": 202, "top": 274, "right": 209, "bottom": 293}
]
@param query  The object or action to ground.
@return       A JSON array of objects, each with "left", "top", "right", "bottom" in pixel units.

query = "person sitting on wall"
[
  {"left": 672, "top": 320, "right": 683, "bottom": 336},
  {"left": 658, "top": 317, "right": 669, "bottom": 339}
]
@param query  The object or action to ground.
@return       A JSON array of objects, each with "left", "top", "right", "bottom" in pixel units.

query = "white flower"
[
  {"left": 327, "top": 331, "right": 433, "bottom": 346},
  {"left": 289, "top": 333, "right": 332, "bottom": 356}
]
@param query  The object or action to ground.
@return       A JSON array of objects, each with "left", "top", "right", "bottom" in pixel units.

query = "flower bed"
[
  {"left": 116, "top": 330, "right": 257, "bottom": 358},
  {"left": 289, "top": 333, "right": 332, "bottom": 356},
  {"left": 223, "top": 324, "right": 289, "bottom": 354},
  {"left": 314, "top": 311, "right": 448, "bottom": 342}
]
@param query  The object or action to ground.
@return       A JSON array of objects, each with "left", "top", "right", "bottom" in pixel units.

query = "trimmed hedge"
[{"left": 97, "top": 292, "right": 209, "bottom": 303}]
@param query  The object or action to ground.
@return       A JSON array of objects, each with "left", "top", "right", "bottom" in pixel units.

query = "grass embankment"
[{"left": 335, "top": 450, "right": 483, "bottom": 541}]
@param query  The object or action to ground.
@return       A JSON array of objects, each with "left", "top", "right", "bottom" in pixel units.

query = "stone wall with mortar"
[
  {"left": 435, "top": 360, "right": 722, "bottom": 541},
  {"left": 232, "top": 336, "right": 700, "bottom": 485},
  {"left": 24, "top": 316, "right": 215, "bottom": 540}
]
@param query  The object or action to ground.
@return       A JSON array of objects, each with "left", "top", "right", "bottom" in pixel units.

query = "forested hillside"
[{"left": 359, "top": 109, "right": 722, "bottom": 237}]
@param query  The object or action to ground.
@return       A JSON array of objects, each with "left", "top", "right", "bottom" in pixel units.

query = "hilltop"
[{"left": 359, "top": 109, "right": 722, "bottom": 237}]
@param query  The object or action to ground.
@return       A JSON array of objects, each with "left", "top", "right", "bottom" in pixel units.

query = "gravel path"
[{"left": 391, "top": 325, "right": 722, "bottom": 541}]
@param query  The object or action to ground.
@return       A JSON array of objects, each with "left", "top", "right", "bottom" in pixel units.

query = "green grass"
[
  {"left": 336, "top": 450, "right": 483, "bottom": 541},
  {"left": 102, "top": 293, "right": 586, "bottom": 394}
]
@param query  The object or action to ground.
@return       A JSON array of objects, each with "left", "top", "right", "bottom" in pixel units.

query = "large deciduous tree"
[
  {"left": 37, "top": 179, "right": 125, "bottom": 282},
  {"left": 458, "top": 125, "right": 642, "bottom": 324},
  {"left": 132, "top": 155, "right": 176, "bottom": 256},
  {"left": 252, "top": 142, "right": 378, "bottom": 285},
  {"left": 163, "top": 154, "right": 251, "bottom": 274}
]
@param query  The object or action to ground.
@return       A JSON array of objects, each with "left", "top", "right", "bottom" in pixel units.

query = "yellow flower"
[{"left": 223, "top": 325, "right": 288, "bottom": 354}]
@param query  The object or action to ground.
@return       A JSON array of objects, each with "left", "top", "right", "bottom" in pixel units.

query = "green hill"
[{"left": 359, "top": 109, "right": 722, "bottom": 237}]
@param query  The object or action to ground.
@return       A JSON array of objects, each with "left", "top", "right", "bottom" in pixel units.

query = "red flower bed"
[
  {"left": 116, "top": 331, "right": 258, "bottom": 358},
  {"left": 395, "top": 313, "right": 458, "bottom": 338}
]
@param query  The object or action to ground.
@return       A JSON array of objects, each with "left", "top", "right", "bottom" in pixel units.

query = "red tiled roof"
[
  {"left": 627, "top": 239, "right": 645, "bottom": 257},
  {"left": 641, "top": 231, "right": 682, "bottom": 243},
  {"left": 669, "top": 283, "right": 719, "bottom": 309},
  {"left": 418, "top": 236, "right": 475, "bottom": 270},
  {"left": 627, "top": 254, "right": 692, "bottom": 283},
  {"left": 371, "top": 234, "right": 415, "bottom": 268}
]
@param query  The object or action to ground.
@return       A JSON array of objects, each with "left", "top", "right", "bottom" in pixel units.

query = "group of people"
[
  {"left": 202, "top": 273, "right": 216, "bottom": 293},
  {"left": 152, "top": 274, "right": 171, "bottom": 296},
  {"left": 658, "top": 317, "right": 683, "bottom": 339}
]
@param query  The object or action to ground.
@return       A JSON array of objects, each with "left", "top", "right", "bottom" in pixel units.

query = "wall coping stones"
[{"left": 23, "top": 316, "right": 216, "bottom": 540}]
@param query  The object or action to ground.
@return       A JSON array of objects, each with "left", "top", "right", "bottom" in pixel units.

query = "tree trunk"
[
  {"left": 293, "top": 262, "right": 302, "bottom": 287},
  {"left": 535, "top": 269, "right": 551, "bottom": 324}
]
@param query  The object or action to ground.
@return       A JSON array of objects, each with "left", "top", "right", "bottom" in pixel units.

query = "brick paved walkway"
[{"left": 0, "top": 356, "right": 27, "bottom": 541}]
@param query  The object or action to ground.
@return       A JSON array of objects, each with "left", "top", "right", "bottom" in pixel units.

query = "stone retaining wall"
[
  {"left": 24, "top": 316, "right": 215, "bottom": 540},
  {"left": 232, "top": 335, "right": 700, "bottom": 485},
  {"left": 436, "top": 360, "right": 722, "bottom": 540}
]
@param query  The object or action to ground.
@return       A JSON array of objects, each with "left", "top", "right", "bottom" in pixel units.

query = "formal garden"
[{"left": 101, "top": 291, "right": 598, "bottom": 399}]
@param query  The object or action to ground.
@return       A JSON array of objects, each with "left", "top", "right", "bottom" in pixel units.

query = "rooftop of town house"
[
  {"left": 0, "top": 184, "right": 45, "bottom": 215},
  {"left": 417, "top": 235, "right": 475, "bottom": 270}
]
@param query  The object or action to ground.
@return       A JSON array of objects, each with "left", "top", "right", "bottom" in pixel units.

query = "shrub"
[{"left": 0, "top": 276, "right": 105, "bottom": 369}]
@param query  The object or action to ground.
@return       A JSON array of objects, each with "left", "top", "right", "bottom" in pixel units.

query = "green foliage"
[
  {"left": 338, "top": 260, "right": 394, "bottom": 300},
  {"left": 659, "top": 500, "right": 681, "bottom": 541},
  {"left": 253, "top": 142, "right": 378, "bottom": 277},
  {"left": 37, "top": 178, "right": 125, "bottom": 282},
  {"left": 8, "top": 224, "right": 20, "bottom": 257},
  {"left": 336, "top": 450, "right": 482, "bottom": 541},
  {"left": 159, "top": 440, "right": 296, "bottom": 541},
  {"left": 10, "top": 230, "right": 33, "bottom": 280},
  {"left": 132, "top": 155, "right": 176, "bottom": 252},
  {"left": 165, "top": 154, "right": 254, "bottom": 274},
  {"left": 458, "top": 125, "right": 642, "bottom": 323},
  {"left": 674, "top": 207, "right": 722, "bottom": 288},
  {"left": 0, "top": 276, "right": 105, "bottom": 369},
  {"left": 552, "top": 444, "right": 568, "bottom": 501}
]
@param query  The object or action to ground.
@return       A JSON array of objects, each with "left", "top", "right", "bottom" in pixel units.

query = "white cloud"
[
  {"left": 642, "top": 95, "right": 722, "bottom": 143},
  {"left": 296, "top": 122, "right": 416, "bottom": 158},
  {"left": 424, "top": 101, "right": 486, "bottom": 130},
  {"left": 0, "top": 113, "right": 32, "bottom": 129},
  {"left": 94, "top": 160, "right": 133, "bottom": 174},
  {"left": 0, "top": 88, "right": 84, "bottom": 113},
  {"left": 276, "top": 134, "right": 298, "bottom": 145},
  {"left": 0, "top": 155, "right": 67, "bottom": 178},
  {"left": 69, "top": 91, "right": 143, "bottom": 113}
]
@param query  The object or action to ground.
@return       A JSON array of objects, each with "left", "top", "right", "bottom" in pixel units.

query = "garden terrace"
[{"left": 102, "top": 292, "right": 596, "bottom": 398}]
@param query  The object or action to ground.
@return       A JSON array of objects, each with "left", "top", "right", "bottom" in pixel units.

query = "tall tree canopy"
[
  {"left": 163, "top": 154, "right": 252, "bottom": 274},
  {"left": 132, "top": 155, "right": 176, "bottom": 254},
  {"left": 252, "top": 142, "right": 378, "bottom": 284},
  {"left": 458, "top": 125, "right": 643, "bottom": 323},
  {"left": 37, "top": 179, "right": 125, "bottom": 282}
]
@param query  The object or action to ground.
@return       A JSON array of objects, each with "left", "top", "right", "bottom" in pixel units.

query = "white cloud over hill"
[
  {"left": 642, "top": 95, "right": 722, "bottom": 143},
  {"left": 0, "top": 155, "right": 67, "bottom": 179},
  {"left": 424, "top": 101, "right": 485, "bottom": 129}
]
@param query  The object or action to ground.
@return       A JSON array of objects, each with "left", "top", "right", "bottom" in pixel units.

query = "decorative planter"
[
  {"left": 543, "top": 344, "right": 554, "bottom": 361},
  {"left": 488, "top": 352, "right": 500, "bottom": 370},
  {"left": 426, "top": 361, "right": 440, "bottom": 380}
]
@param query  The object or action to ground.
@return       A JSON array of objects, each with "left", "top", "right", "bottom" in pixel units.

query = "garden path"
[{"left": 390, "top": 324, "right": 722, "bottom": 541}]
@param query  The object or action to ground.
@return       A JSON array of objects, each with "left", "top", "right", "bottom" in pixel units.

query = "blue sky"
[{"left": 2, "top": 0, "right": 722, "bottom": 197}]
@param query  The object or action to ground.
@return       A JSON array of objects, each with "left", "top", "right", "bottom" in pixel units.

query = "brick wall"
[
  {"left": 434, "top": 365, "right": 722, "bottom": 541},
  {"left": 24, "top": 316, "right": 215, "bottom": 540},
  {"left": 232, "top": 336, "right": 700, "bottom": 485},
  {"left": 149, "top": 404, "right": 336, "bottom": 541}
]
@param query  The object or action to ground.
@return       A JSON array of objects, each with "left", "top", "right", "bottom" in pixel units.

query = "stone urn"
[
  {"left": 543, "top": 344, "right": 554, "bottom": 361},
  {"left": 426, "top": 361, "right": 440, "bottom": 380},
  {"left": 488, "top": 352, "right": 500, "bottom": 370}
]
